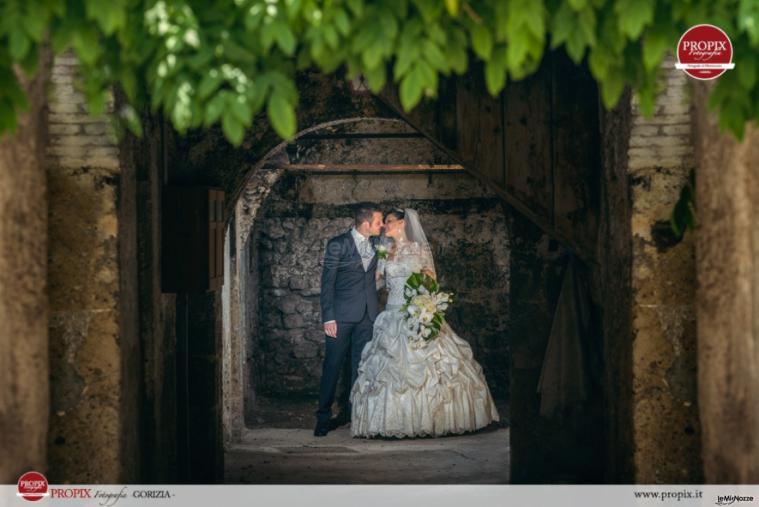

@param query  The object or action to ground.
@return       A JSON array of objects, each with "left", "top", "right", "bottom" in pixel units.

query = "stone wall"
[
  {"left": 252, "top": 171, "right": 512, "bottom": 399},
  {"left": 0, "top": 51, "right": 51, "bottom": 483},
  {"left": 595, "top": 89, "right": 635, "bottom": 482},
  {"left": 692, "top": 81, "right": 759, "bottom": 483},
  {"left": 130, "top": 114, "right": 179, "bottom": 482},
  {"left": 626, "top": 56, "right": 701, "bottom": 482},
  {"left": 46, "top": 53, "right": 140, "bottom": 483}
]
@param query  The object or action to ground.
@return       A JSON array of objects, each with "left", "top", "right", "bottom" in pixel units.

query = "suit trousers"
[{"left": 316, "top": 307, "right": 373, "bottom": 423}]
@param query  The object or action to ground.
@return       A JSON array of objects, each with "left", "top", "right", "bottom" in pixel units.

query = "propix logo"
[
  {"left": 17, "top": 471, "right": 49, "bottom": 502},
  {"left": 16, "top": 471, "right": 93, "bottom": 502},
  {"left": 675, "top": 24, "right": 735, "bottom": 80}
]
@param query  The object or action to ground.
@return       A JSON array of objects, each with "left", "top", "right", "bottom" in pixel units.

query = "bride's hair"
[{"left": 384, "top": 207, "right": 405, "bottom": 221}]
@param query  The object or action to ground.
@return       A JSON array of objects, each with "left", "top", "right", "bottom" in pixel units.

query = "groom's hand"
[{"left": 324, "top": 321, "right": 337, "bottom": 338}]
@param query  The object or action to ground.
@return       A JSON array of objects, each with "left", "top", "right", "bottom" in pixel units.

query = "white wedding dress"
[{"left": 350, "top": 239, "right": 500, "bottom": 438}]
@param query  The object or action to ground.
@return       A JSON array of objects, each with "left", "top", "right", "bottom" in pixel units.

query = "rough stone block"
[
  {"left": 291, "top": 340, "right": 318, "bottom": 359},
  {"left": 283, "top": 313, "right": 305, "bottom": 329},
  {"left": 276, "top": 298, "right": 299, "bottom": 314},
  {"left": 289, "top": 277, "right": 309, "bottom": 290}
]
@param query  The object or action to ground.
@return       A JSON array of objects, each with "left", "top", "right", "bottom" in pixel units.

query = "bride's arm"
[
  {"left": 375, "top": 253, "right": 387, "bottom": 289},
  {"left": 376, "top": 262, "right": 386, "bottom": 288},
  {"left": 420, "top": 243, "right": 436, "bottom": 280}
]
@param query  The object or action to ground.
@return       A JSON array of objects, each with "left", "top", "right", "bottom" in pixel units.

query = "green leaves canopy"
[{"left": 0, "top": 0, "right": 756, "bottom": 143}]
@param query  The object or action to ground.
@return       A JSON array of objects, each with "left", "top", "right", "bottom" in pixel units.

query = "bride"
[{"left": 350, "top": 208, "right": 500, "bottom": 438}]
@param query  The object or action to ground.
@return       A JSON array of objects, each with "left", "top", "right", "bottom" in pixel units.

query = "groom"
[{"left": 315, "top": 203, "right": 384, "bottom": 437}]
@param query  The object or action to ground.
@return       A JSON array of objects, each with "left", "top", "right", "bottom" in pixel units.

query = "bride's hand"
[{"left": 421, "top": 268, "right": 436, "bottom": 280}]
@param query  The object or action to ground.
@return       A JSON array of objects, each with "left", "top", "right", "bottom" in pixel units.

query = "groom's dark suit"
[{"left": 316, "top": 229, "right": 379, "bottom": 429}]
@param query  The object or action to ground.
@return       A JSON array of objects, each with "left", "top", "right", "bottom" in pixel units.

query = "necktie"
[{"left": 360, "top": 239, "right": 373, "bottom": 269}]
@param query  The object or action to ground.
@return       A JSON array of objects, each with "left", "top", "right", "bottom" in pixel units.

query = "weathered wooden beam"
[
  {"left": 296, "top": 132, "right": 425, "bottom": 140},
  {"left": 377, "top": 80, "right": 598, "bottom": 265},
  {"left": 285, "top": 163, "right": 465, "bottom": 173}
]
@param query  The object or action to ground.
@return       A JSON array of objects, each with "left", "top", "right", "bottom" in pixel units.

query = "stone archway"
[
  {"left": 217, "top": 107, "right": 585, "bottom": 484},
  {"left": 222, "top": 116, "right": 513, "bottom": 441}
]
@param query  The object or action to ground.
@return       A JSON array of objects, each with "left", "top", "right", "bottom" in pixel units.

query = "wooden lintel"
[
  {"left": 297, "top": 132, "right": 425, "bottom": 140},
  {"left": 285, "top": 163, "right": 466, "bottom": 173}
]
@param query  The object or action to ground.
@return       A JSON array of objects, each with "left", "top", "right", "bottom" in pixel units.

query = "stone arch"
[
  {"left": 169, "top": 71, "right": 396, "bottom": 207},
  {"left": 220, "top": 115, "right": 518, "bottom": 446},
  {"left": 231, "top": 116, "right": 411, "bottom": 249}
]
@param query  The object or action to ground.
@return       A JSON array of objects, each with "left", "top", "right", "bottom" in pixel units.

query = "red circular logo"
[
  {"left": 676, "top": 24, "right": 735, "bottom": 80},
  {"left": 17, "top": 471, "right": 49, "bottom": 502}
]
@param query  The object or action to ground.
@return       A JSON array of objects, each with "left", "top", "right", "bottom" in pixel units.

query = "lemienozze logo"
[
  {"left": 716, "top": 493, "right": 756, "bottom": 505},
  {"left": 675, "top": 24, "right": 735, "bottom": 80},
  {"left": 17, "top": 471, "right": 49, "bottom": 502}
]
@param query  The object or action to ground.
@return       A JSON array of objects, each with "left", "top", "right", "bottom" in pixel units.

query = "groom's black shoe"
[
  {"left": 314, "top": 420, "right": 329, "bottom": 437},
  {"left": 328, "top": 412, "right": 351, "bottom": 430}
]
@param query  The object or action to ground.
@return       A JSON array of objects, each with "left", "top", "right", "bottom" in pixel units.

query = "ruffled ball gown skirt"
[{"left": 350, "top": 306, "right": 500, "bottom": 438}]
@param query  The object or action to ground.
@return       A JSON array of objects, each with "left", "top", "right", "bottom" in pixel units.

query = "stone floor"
[
  {"left": 224, "top": 425, "right": 510, "bottom": 484},
  {"left": 226, "top": 396, "right": 510, "bottom": 484},
  {"left": 247, "top": 395, "right": 511, "bottom": 429}
]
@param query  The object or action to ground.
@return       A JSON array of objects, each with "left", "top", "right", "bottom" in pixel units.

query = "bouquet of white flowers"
[{"left": 401, "top": 272, "right": 453, "bottom": 347}]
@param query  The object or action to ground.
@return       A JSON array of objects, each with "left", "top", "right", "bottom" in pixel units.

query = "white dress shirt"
[{"left": 351, "top": 227, "right": 374, "bottom": 271}]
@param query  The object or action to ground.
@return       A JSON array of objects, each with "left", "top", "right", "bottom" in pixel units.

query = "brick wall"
[
  {"left": 47, "top": 53, "right": 119, "bottom": 169},
  {"left": 628, "top": 65, "right": 693, "bottom": 170}
]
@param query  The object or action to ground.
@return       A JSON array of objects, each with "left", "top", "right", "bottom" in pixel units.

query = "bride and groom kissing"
[{"left": 315, "top": 203, "right": 500, "bottom": 438}]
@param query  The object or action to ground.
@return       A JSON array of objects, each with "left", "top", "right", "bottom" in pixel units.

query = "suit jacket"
[{"left": 320, "top": 230, "right": 379, "bottom": 324}]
